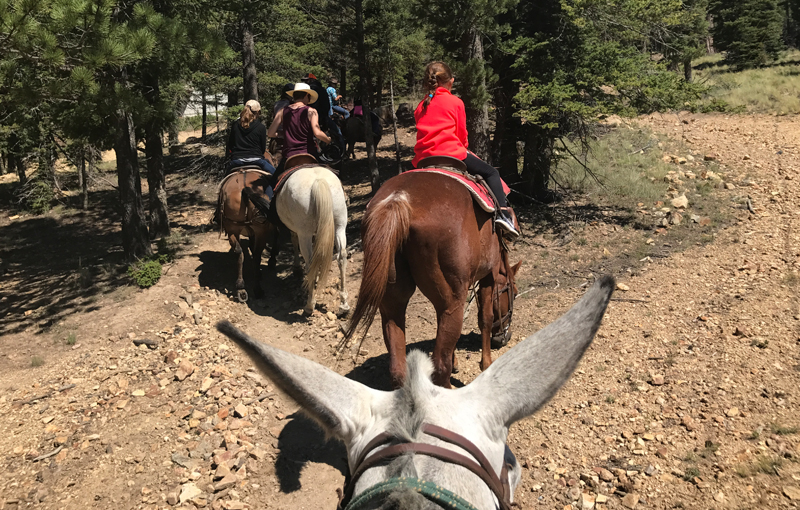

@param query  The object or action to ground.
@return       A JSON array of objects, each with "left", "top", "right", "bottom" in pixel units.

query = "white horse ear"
[
  {"left": 462, "top": 276, "right": 614, "bottom": 428},
  {"left": 216, "top": 321, "right": 389, "bottom": 442}
]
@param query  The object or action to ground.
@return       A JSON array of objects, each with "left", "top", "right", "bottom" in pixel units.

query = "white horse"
[
  {"left": 276, "top": 165, "right": 349, "bottom": 315},
  {"left": 216, "top": 276, "right": 614, "bottom": 510}
]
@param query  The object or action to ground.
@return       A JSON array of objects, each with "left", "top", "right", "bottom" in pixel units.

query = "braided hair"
[{"left": 422, "top": 61, "right": 453, "bottom": 111}]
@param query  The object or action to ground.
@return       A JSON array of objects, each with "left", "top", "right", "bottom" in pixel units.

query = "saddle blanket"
[
  {"left": 273, "top": 164, "right": 339, "bottom": 196},
  {"left": 404, "top": 168, "right": 510, "bottom": 213}
]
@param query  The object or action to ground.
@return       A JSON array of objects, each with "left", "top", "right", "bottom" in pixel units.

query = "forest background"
[{"left": 1, "top": 0, "right": 799, "bottom": 260}]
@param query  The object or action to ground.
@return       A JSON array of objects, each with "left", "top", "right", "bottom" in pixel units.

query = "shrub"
[
  {"left": 30, "top": 356, "right": 44, "bottom": 367},
  {"left": 17, "top": 179, "right": 55, "bottom": 214},
  {"left": 66, "top": 333, "right": 77, "bottom": 345},
  {"left": 128, "top": 259, "right": 163, "bottom": 288}
]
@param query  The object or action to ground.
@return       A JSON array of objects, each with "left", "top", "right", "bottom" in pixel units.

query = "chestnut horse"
[
  {"left": 218, "top": 167, "right": 279, "bottom": 302},
  {"left": 345, "top": 171, "right": 521, "bottom": 388}
]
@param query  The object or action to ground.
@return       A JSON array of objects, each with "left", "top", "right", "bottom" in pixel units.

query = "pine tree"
[{"left": 711, "top": 0, "right": 784, "bottom": 68}]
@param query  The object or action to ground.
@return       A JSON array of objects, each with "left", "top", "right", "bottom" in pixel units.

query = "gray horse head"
[{"left": 216, "top": 275, "right": 614, "bottom": 510}]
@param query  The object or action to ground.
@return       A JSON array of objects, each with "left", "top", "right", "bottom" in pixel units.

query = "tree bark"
[
  {"left": 201, "top": 89, "right": 208, "bottom": 142},
  {"left": 0, "top": 153, "right": 6, "bottom": 175},
  {"left": 390, "top": 77, "right": 401, "bottom": 175},
  {"left": 683, "top": 57, "right": 693, "bottom": 82},
  {"left": 355, "top": 0, "right": 379, "bottom": 191},
  {"left": 80, "top": 147, "right": 90, "bottom": 210},
  {"left": 492, "top": 75, "right": 521, "bottom": 182},
  {"left": 143, "top": 70, "right": 170, "bottom": 239},
  {"left": 145, "top": 120, "right": 170, "bottom": 239},
  {"left": 242, "top": 19, "right": 258, "bottom": 102},
  {"left": 115, "top": 110, "right": 152, "bottom": 260},
  {"left": 520, "top": 126, "right": 554, "bottom": 202},
  {"left": 340, "top": 65, "right": 347, "bottom": 100},
  {"left": 462, "top": 26, "right": 491, "bottom": 162}
]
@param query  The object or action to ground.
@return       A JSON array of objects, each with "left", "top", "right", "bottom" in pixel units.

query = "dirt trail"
[{"left": 0, "top": 113, "right": 799, "bottom": 510}]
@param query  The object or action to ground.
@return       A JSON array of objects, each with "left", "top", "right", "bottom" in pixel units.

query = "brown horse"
[
  {"left": 219, "top": 167, "right": 279, "bottom": 302},
  {"left": 345, "top": 171, "right": 521, "bottom": 388}
]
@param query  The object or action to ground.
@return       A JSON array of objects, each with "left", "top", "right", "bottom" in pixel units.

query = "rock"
[
  {"left": 214, "top": 474, "right": 238, "bottom": 492},
  {"left": 234, "top": 404, "right": 248, "bottom": 418},
  {"left": 669, "top": 211, "right": 683, "bottom": 225},
  {"left": 783, "top": 487, "right": 800, "bottom": 500},
  {"left": 682, "top": 416, "right": 697, "bottom": 432},
  {"left": 179, "top": 482, "right": 203, "bottom": 503},
  {"left": 172, "top": 453, "right": 199, "bottom": 471},
  {"left": 598, "top": 468, "right": 614, "bottom": 482},
  {"left": 581, "top": 493, "right": 596, "bottom": 510},
  {"left": 621, "top": 493, "right": 639, "bottom": 509},
  {"left": 214, "top": 463, "right": 231, "bottom": 480},
  {"left": 249, "top": 447, "right": 267, "bottom": 461},
  {"left": 677, "top": 157, "right": 687, "bottom": 165},
  {"left": 201, "top": 377, "right": 214, "bottom": 393},
  {"left": 165, "top": 350, "right": 179, "bottom": 364},
  {"left": 175, "top": 360, "right": 194, "bottom": 381},
  {"left": 166, "top": 491, "right": 179, "bottom": 505},
  {"left": 714, "top": 491, "right": 725, "bottom": 503},
  {"left": 671, "top": 194, "right": 689, "bottom": 209},
  {"left": 616, "top": 283, "right": 630, "bottom": 292},
  {"left": 650, "top": 374, "right": 665, "bottom": 386},
  {"left": 725, "top": 407, "right": 740, "bottom": 417},
  {"left": 703, "top": 154, "right": 716, "bottom": 161},
  {"left": 725, "top": 182, "right": 736, "bottom": 190},
  {"left": 743, "top": 154, "right": 751, "bottom": 160},
  {"left": 132, "top": 389, "right": 146, "bottom": 397},
  {"left": 595, "top": 494, "right": 608, "bottom": 504},
  {"left": 568, "top": 487, "right": 581, "bottom": 501}
]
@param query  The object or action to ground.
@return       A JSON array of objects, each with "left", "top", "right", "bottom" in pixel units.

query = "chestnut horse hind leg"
[
  {"left": 228, "top": 232, "right": 248, "bottom": 302},
  {"left": 378, "top": 257, "right": 416, "bottom": 389},
  {"left": 476, "top": 276, "right": 495, "bottom": 371}
]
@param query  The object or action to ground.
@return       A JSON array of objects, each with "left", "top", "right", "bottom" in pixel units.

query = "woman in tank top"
[{"left": 268, "top": 82, "right": 331, "bottom": 176}]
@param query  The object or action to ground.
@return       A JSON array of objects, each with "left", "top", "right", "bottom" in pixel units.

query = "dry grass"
[{"left": 694, "top": 50, "right": 800, "bottom": 114}]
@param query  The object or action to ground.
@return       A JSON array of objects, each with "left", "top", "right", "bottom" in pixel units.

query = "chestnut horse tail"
[
  {"left": 306, "top": 178, "right": 335, "bottom": 295},
  {"left": 345, "top": 191, "right": 411, "bottom": 341}
]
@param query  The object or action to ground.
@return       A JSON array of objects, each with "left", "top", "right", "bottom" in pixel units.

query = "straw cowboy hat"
[{"left": 289, "top": 82, "right": 318, "bottom": 103}]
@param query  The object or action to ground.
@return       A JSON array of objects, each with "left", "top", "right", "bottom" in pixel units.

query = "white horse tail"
[{"left": 306, "top": 177, "right": 335, "bottom": 295}]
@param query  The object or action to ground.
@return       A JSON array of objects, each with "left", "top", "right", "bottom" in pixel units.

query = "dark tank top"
[{"left": 282, "top": 105, "right": 317, "bottom": 159}]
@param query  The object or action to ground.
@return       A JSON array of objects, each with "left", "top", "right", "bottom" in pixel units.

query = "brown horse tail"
[
  {"left": 242, "top": 186, "right": 271, "bottom": 217},
  {"left": 306, "top": 178, "right": 335, "bottom": 296},
  {"left": 345, "top": 190, "right": 411, "bottom": 341}
]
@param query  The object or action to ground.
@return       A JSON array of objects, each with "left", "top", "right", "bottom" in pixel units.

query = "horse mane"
[{"left": 387, "top": 350, "right": 436, "bottom": 442}]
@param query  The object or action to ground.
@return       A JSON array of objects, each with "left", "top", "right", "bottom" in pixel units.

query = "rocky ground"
[{"left": 0, "top": 112, "right": 799, "bottom": 510}]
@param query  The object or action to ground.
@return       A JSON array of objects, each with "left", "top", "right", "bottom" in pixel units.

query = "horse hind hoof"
[
  {"left": 237, "top": 289, "right": 249, "bottom": 303},
  {"left": 302, "top": 307, "right": 314, "bottom": 317}
]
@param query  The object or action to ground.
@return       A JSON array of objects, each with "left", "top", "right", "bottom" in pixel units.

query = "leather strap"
[{"left": 337, "top": 424, "right": 514, "bottom": 510}]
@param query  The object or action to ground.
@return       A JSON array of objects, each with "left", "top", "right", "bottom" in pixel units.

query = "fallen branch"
[
  {"left": 245, "top": 392, "right": 276, "bottom": 405},
  {"left": 610, "top": 298, "right": 651, "bottom": 303},
  {"left": 32, "top": 445, "right": 63, "bottom": 462},
  {"left": 14, "top": 392, "right": 54, "bottom": 406}
]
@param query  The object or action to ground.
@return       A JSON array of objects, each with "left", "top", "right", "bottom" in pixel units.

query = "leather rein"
[{"left": 337, "top": 423, "right": 514, "bottom": 510}]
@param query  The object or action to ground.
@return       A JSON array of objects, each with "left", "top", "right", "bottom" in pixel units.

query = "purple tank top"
[{"left": 282, "top": 105, "right": 317, "bottom": 159}]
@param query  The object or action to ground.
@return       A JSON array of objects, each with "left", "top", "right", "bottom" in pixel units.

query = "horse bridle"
[
  {"left": 491, "top": 250, "right": 515, "bottom": 341},
  {"left": 336, "top": 423, "right": 514, "bottom": 510}
]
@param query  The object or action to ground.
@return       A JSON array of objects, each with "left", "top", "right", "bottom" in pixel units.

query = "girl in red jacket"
[{"left": 413, "top": 61, "right": 518, "bottom": 236}]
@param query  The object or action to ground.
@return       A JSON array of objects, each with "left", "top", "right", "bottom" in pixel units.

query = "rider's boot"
[{"left": 495, "top": 207, "right": 519, "bottom": 237}]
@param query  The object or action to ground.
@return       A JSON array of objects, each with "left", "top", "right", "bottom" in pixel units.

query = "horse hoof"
[
  {"left": 491, "top": 335, "right": 510, "bottom": 349},
  {"left": 302, "top": 307, "right": 314, "bottom": 317},
  {"left": 237, "top": 289, "right": 249, "bottom": 303},
  {"left": 451, "top": 365, "right": 460, "bottom": 374},
  {"left": 337, "top": 305, "right": 350, "bottom": 318}
]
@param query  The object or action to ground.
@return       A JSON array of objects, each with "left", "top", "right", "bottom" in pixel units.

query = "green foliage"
[
  {"left": 65, "top": 333, "right": 77, "bottom": 345},
  {"left": 18, "top": 178, "right": 55, "bottom": 214},
  {"left": 128, "top": 259, "right": 163, "bottom": 288},
  {"left": 711, "top": 0, "right": 785, "bottom": 69},
  {"left": 30, "top": 356, "right": 44, "bottom": 367}
]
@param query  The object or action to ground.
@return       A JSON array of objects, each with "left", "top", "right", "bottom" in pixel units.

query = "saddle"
[
  {"left": 273, "top": 154, "right": 340, "bottom": 196},
  {"left": 408, "top": 156, "right": 510, "bottom": 213}
]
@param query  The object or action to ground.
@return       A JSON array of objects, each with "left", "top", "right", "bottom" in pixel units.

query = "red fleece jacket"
[{"left": 412, "top": 87, "right": 468, "bottom": 167}]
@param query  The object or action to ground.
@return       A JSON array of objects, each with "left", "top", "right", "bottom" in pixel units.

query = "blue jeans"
[
  {"left": 329, "top": 121, "right": 345, "bottom": 150},
  {"left": 229, "top": 158, "right": 275, "bottom": 174}
]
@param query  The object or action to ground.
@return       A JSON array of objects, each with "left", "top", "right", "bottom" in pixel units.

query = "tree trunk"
[
  {"left": 80, "top": 147, "right": 90, "bottom": 210},
  {"left": 520, "top": 126, "right": 554, "bottom": 202},
  {"left": 115, "top": 110, "right": 152, "bottom": 260},
  {"left": 146, "top": 120, "right": 170, "bottom": 239},
  {"left": 242, "top": 19, "right": 258, "bottom": 102},
  {"left": 492, "top": 75, "right": 520, "bottom": 182},
  {"left": 683, "top": 57, "right": 693, "bottom": 82},
  {"left": 390, "top": 77, "right": 401, "bottom": 175},
  {"left": 143, "top": 70, "right": 170, "bottom": 239},
  {"left": 201, "top": 89, "right": 208, "bottom": 142},
  {"left": 356, "top": 0, "right": 379, "bottom": 191},
  {"left": 340, "top": 65, "right": 347, "bottom": 100},
  {"left": 375, "top": 73, "right": 383, "bottom": 108},
  {"left": 0, "top": 153, "right": 6, "bottom": 175},
  {"left": 461, "top": 26, "right": 491, "bottom": 162}
]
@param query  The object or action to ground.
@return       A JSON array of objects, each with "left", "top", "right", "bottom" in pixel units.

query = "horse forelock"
[{"left": 387, "top": 350, "right": 435, "bottom": 441}]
